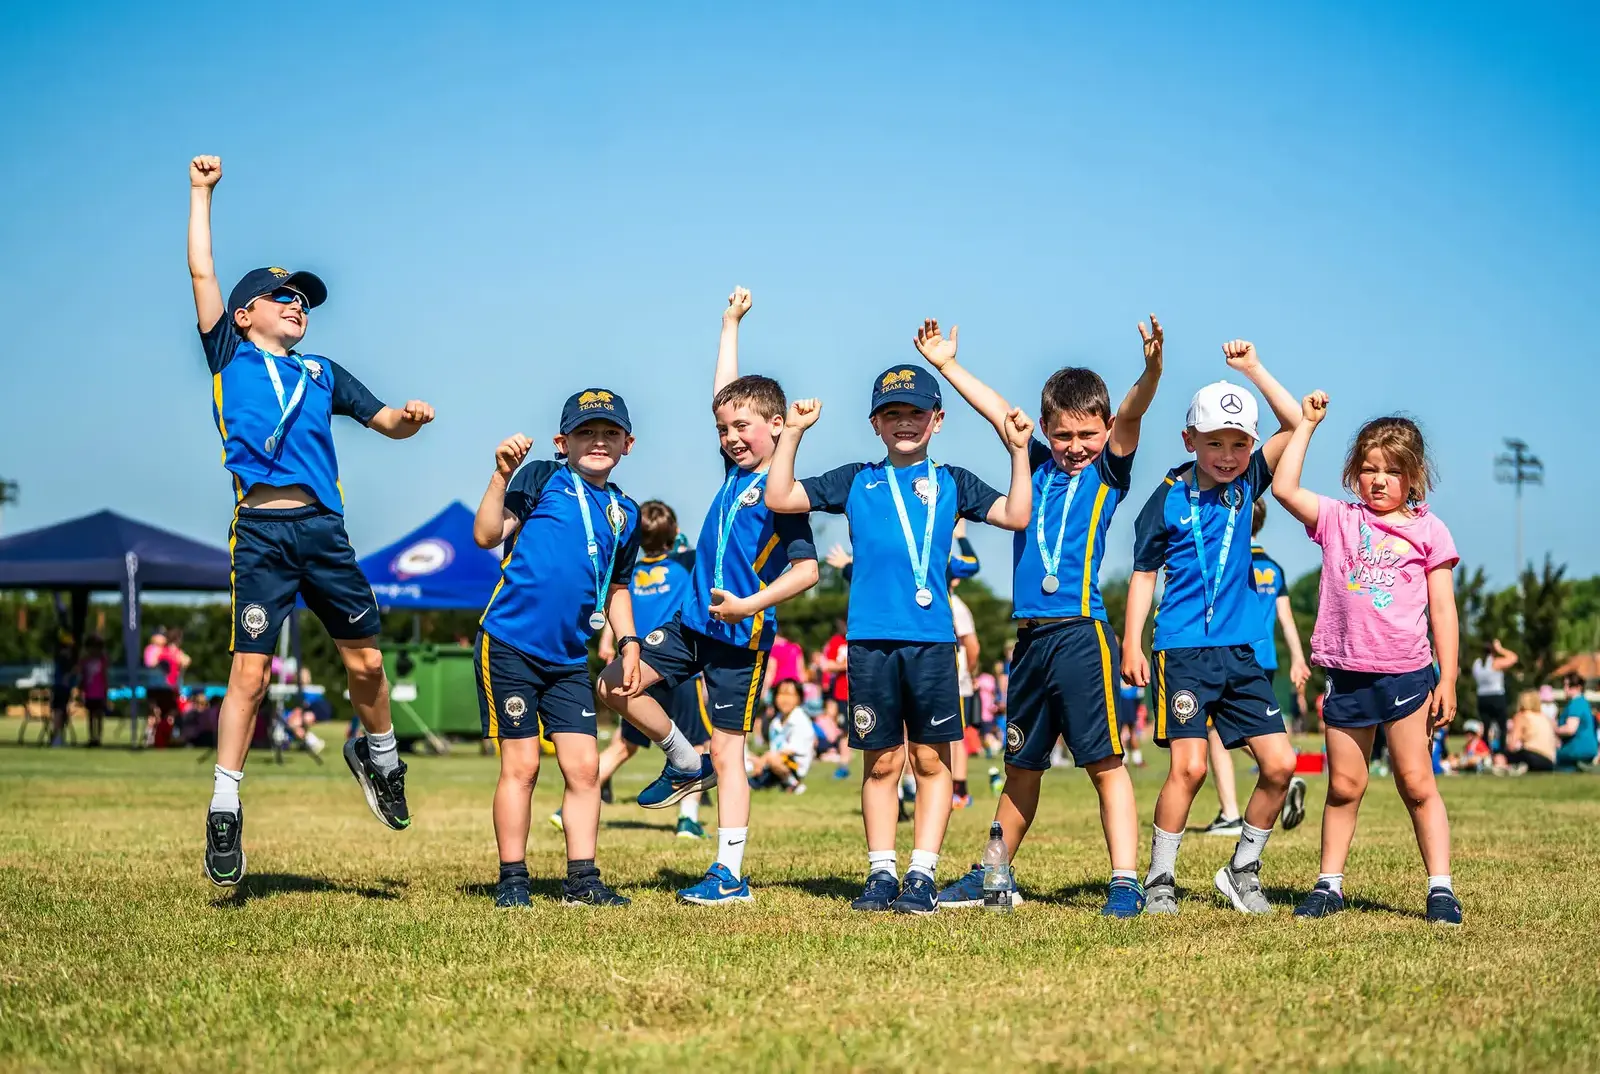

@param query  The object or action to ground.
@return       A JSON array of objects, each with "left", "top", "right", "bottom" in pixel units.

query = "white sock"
[
  {"left": 1130, "top": 749, "right": 1143, "bottom": 765},
  {"left": 366, "top": 729, "right": 399, "bottom": 773},
  {"left": 868, "top": 849, "right": 898, "bottom": 878},
  {"left": 1317, "top": 872, "right": 1345, "bottom": 895},
  {"left": 661, "top": 726, "right": 700, "bottom": 771},
  {"left": 1111, "top": 869, "right": 1138, "bottom": 882},
  {"left": 210, "top": 765, "right": 243, "bottom": 813},
  {"left": 1147, "top": 826, "right": 1182, "bottom": 885},
  {"left": 908, "top": 849, "right": 939, "bottom": 880},
  {"left": 1428, "top": 874, "right": 1453, "bottom": 893},
  {"left": 679, "top": 792, "right": 701, "bottom": 821},
  {"left": 304, "top": 730, "right": 324, "bottom": 751},
  {"left": 1231, "top": 822, "right": 1272, "bottom": 870},
  {"left": 717, "top": 826, "right": 748, "bottom": 875}
]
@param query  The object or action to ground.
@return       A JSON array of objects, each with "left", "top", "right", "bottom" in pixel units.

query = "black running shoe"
[
  {"left": 1426, "top": 886, "right": 1463, "bottom": 926},
  {"left": 344, "top": 737, "right": 411, "bottom": 830},
  {"left": 1293, "top": 881, "right": 1346, "bottom": 920},
  {"left": 204, "top": 807, "right": 246, "bottom": 887},
  {"left": 600, "top": 778, "right": 614, "bottom": 805},
  {"left": 562, "top": 874, "right": 631, "bottom": 907},
  {"left": 494, "top": 874, "right": 532, "bottom": 908}
]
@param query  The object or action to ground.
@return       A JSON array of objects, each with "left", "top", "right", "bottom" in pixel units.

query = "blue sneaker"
[
  {"left": 638, "top": 755, "right": 717, "bottom": 810},
  {"left": 677, "top": 862, "right": 753, "bottom": 905},
  {"left": 936, "top": 864, "right": 1022, "bottom": 909},
  {"left": 1294, "top": 881, "right": 1346, "bottom": 920},
  {"left": 850, "top": 870, "right": 900, "bottom": 911},
  {"left": 890, "top": 872, "right": 939, "bottom": 915},
  {"left": 1102, "top": 877, "right": 1146, "bottom": 918},
  {"left": 1426, "top": 886, "right": 1462, "bottom": 926},
  {"left": 493, "top": 874, "right": 531, "bottom": 908},
  {"left": 832, "top": 766, "right": 851, "bottom": 780}
]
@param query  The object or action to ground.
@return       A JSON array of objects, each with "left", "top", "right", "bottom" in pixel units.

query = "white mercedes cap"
[{"left": 1186, "top": 381, "right": 1259, "bottom": 440}]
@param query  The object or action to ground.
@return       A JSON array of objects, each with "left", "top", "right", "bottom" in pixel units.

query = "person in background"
[
  {"left": 767, "top": 633, "right": 806, "bottom": 691},
  {"left": 975, "top": 667, "right": 1000, "bottom": 757},
  {"left": 1471, "top": 638, "right": 1517, "bottom": 751},
  {"left": 78, "top": 635, "right": 109, "bottom": 747},
  {"left": 950, "top": 577, "right": 981, "bottom": 808},
  {"left": 818, "top": 608, "right": 852, "bottom": 779},
  {"left": 287, "top": 667, "right": 331, "bottom": 756},
  {"left": 1555, "top": 672, "right": 1597, "bottom": 770},
  {"left": 1447, "top": 719, "right": 1492, "bottom": 773},
  {"left": 49, "top": 631, "right": 77, "bottom": 747},
  {"left": 748, "top": 679, "right": 817, "bottom": 794},
  {"left": 1497, "top": 690, "right": 1557, "bottom": 774},
  {"left": 1117, "top": 681, "right": 1145, "bottom": 768}
]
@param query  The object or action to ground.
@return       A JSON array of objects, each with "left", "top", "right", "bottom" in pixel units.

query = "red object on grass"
[{"left": 1294, "top": 752, "right": 1325, "bottom": 774}]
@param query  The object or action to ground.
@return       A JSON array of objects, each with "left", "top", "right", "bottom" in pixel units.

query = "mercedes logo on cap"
[{"left": 1220, "top": 393, "right": 1244, "bottom": 414}]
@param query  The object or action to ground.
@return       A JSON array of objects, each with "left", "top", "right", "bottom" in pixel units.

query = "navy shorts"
[
  {"left": 1153, "top": 645, "right": 1284, "bottom": 749},
  {"left": 620, "top": 675, "right": 711, "bottom": 748},
  {"left": 846, "top": 640, "right": 962, "bottom": 751},
  {"left": 1324, "top": 665, "right": 1438, "bottom": 729},
  {"left": 638, "top": 614, "right": 767, "bottom": 733},
  {"left": 229, "top": 505, "right": 380, "bottom": 654},
  {"left": 474, "top": 631, "right": 596, "bottom": 740},
  {"left": 1006, "top": 619, "right": 1123, "bottom": 769}
]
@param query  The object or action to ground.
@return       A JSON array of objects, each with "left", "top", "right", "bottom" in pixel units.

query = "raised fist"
[
  {"left": 1222, "top": 339, "right": 1259, "bottom": 372},
  {"left": 725, "top": 286, "right": 753, "bottom": 322},
  {"left": 190, "top": 155, "right": 222, "bottom": 188},
  {"left": 786, "top": 398, "right": 823, "bottom": 431},
  {"left": 495, "top": 434, "right": 533, "bottom": 478},
  {"left": 1302, "top": 390, "right": 1329, "bottom": 425}
]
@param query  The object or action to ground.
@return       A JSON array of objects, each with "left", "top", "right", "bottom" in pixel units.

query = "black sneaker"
[
  {"left": 1202, "top": 811, "right": 1244, "bottom": 837},
  {"left": 1426, "top": 886, "right": 1463, "bottom": 926},
  {"left": 562, "top": 874, "right": 631, "bottom": 906},
  {"left": 494, "top": 874, "right": 532, "bottom": 908},
  {"left": 600, "top": 778, "right": 614, "bottom": 805},
  {"left": 344, "top": 737, "right": 411, "bottom": 830},
  {"left": 204, "top": 807, "right": 246, "bottom": 887},
  {"left": 1293, "top": 881, "right": 1346, "bottom": 920}
]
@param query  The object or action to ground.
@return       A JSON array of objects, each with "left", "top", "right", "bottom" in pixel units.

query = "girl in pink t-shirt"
[{"left": 1272, "top": 394, "right": 1461, "bottom": 925}]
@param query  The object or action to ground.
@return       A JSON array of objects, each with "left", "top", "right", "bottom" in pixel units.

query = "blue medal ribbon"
[
  {"left": 571, "top": 468, "right": 622, "bottom": 629},
  {"left": 885, "top": 459, "right": 938, "bottom": 607},
  {"left": 1188, "top": 476, "right": 1240, "bottom": 627},
  {"left": 1035, "top": 466, "right": 1083, "bottom": 591},
  {"left": 713, "top": 469, "right": 766, "bottom": 591},
  {"left": 261, "top": 348, "right": 308, "bottom": 457}
]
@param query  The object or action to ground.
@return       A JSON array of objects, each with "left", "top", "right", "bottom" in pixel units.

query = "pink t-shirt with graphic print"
[{"left": 1308, "top": 496, "right": 1458, "bottom": 674}]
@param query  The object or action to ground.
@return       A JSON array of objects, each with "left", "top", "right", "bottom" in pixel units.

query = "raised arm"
[
  {"left": 474, "top": 435, "right": 531, "bottom": 548},
  {"left": 1121, "top": 571, "right": 1158, "bottom": 687},
  {"left": 188, "top": 156, "right": 225, "bottom": 333},
  {"left": 1271, "top": 392, "right": 1329, "bottom": 528},
  {"left": 764, "top": 400, "right": 821, "bottom": 513},
  {"left": 714, "top": 286, "right": 752, "bottom": 396},
  {"left": 369, "top": 401, "right": 436, "bottom": 440},
  {"left": 914, "top": 319, "right": 1013, "bottom": 434},
  {"left": 1491, "top": 639, "right": 1519, "bottom": 671},
  {"left": 1223, "top": 340, "right": 1301, "bottom": 470},
  {"left": 1427, "top": 566, "right": 1460, "bottom": 731},
  {"left": 983, "top": 409, "right": 1037, "bottom": 531},
  {"left": 1107, "top": 314, "right": 1166, "bottom": 457}
]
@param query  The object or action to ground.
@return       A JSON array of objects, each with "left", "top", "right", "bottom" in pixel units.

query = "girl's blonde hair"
[
  {"left": 1517, "top": 689, "right": 1541, "bottom": 713},
  {"left": 1342, "top": 416, "right": 1435, "bottom": 505}
]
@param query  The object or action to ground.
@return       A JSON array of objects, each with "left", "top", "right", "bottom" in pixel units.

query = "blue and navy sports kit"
[
  {"left": 620, "top": 550, "right": 710, "bottom": 749},
  {"left": 201, "top": 313, "right": 387, "bottom": 653},
  {"left": 1132, "top": 451, "right": 1282, "bottom": 747},
  {"left": 800, "top": 458, "right": 1000, "bottom": 751},
  {"left": 1249, "top": 544, "right": 1286, "bottom": 678},
  {"left": 1003, "top": 441, "right": 1134, "bottom": 770},
  {"left": 476, "top": 460, "right": 640, "bottom": 740},
  {"left": 841, "top": 535, "right": 980, "bottom": 584},
  {"left": 642, "top": 455, "right": 816, "bottom": 734}
]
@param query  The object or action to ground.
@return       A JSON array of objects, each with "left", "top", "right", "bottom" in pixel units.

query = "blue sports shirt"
[
  {"left": 801, "top": 459, "right": 1001, "bottom": 642},
  {"left": 1132, "top": 451, "right": 1273, "bottom": 651},
  {"left": 1011, "top": 439, "right": 1134, "bottom": 622},
  {"left": 480, "top": 460, "right": 641, "bottom": 665},
  {"left": 1249, "top": 544, "right": 1286, "bottom": 670},
  {"left": 678, "top": 455, "right": 816, "bottom": 651},
  {"left": 201, "top": 318, "right": 384, "bottom": 514},
  {"left": 631, "top": 551, "right": 694, "bottom": 637}
]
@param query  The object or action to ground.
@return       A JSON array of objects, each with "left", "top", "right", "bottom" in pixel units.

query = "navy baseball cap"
[
  {"left": 870, "top": 365, "right": 942, "bottom": 415},
  {"left": 561, "top": 388, "right": 632, "bottom": 435},
  {"left": 227, "top": 266, "right": 328, "bottom": 316}
]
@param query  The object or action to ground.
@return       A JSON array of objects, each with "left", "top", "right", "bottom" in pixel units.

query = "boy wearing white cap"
[{"left": 1122, "top": 341, "right": 1304, "bottom": 916}]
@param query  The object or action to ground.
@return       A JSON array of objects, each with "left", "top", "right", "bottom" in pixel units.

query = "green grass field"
[{"left": 2, "top": 724, "right": 1598, "bottom": 1073}]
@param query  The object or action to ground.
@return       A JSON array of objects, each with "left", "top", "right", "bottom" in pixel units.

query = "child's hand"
[
  {"left": 708, "top": 588, "right": 756, "bottom": 624},
  {"left": 786, "top": 398, "right": 823, "bottom": 431},
  {"left": 1122, "top": 644, "right": 1150, "bottom": 688},
  {"left": 914, "top": 319, "right": 959, "bottom": 371},
  {"left": 1302, "top": 390, "right": 1329, "bottom": 425},
  {"left": 618, "top": 645, "right": 642, "bottom": 696},
  {"left": 1137, "top": 314, "right": 1164, "bottom": 365},
  {"left": 724, "top": 286, "right": 752, "bottom": 323},
  {"left": 190, "top": 155, "right": 222, "bottom": 188},
  {"left": 824, "top": 544, "right": 853, "bottom": 570},
  {"left": 1222, "top": 339, "right": 1260, "bottom": 373},
  {"left": 1001, "top": 407, "right": 1034, "bottom": 451},
  {"left": 1289, "top": 659, "right": 1310, "bottom": 690},
  {"left": 495, "top": 434, "right": 532, "bottom": 478},
  {"left": 399, "top": 400, "right": 435, "bottom": 427},
  {"left": 597, "top": 633, "right": 617, "bottom": 664},
  {"left": 1428, "top": 679, "right": 1457, "bottom": 732}
]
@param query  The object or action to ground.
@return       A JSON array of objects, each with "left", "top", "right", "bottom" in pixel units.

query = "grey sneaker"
[
  {"left": 1281, "top": 777, "right": 1308, "bottom": 830},
  {"left": 1144, "top": 874, "right": 1179, "bottom": 915},
  {"left": 1215, "top": 860, "right": 1273, "bottom": 914},
  {"left": 1202, "top": 811, "right": 1244, "bottom": 837}
]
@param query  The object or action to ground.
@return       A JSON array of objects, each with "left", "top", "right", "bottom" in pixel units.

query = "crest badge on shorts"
[
  {"left": 1172, "top": 689, "right": 1199, "bottom": 724},
  {"left": 645, "top": 629, "right": 665, "bottom": 647},
  {"left": 1006, "top": 722, "right": 1024, "bottom": 753},
  {"left": 852, "top": 704, "right": 876, "bottom": 736},
  {"left": 240, "top": 603, "right": 269, "bottom": 639},
  {"left": 504, "top": 695, "right": 527, "bottom": 726}
]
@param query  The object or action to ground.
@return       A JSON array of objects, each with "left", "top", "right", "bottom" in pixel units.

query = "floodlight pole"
[{"left": 1493, "top": 438, "right": 1544, "bottom": 589}]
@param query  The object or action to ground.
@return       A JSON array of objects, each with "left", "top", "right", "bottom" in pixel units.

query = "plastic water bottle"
[{"left": 980, "top": 822, "right": 1013, "bottom": 914}]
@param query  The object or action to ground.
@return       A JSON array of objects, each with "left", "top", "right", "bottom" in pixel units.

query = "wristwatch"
[{"left": 615, "top": 635, "right": 643, "bottom": 651}]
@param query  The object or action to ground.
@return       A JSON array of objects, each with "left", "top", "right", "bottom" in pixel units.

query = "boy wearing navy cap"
[
  {"left": 594, "top": 288, "right": 819, "bottom": 906},
  {"left": 472, "top": 388, "right": 642, "bottom": 907},
  {"left": 1124, "top": 340, "right": 1303, "bottom": 916},
  {"left": 187, "top": 156, "right": 435, "bottom": 887},
  {"left": 937, "top": 315, "right": 1165, "bottom": 919},
  {"left": 766, "top": 319, "right": 1034, "bottom": 914}
]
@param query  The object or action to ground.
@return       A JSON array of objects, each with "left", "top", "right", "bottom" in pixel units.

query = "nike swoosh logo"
[
  {"left": 1395, "top": 694, "right": 1422, "bottom": 707},
  {"left": 581, "top": 710, "right": 595, "bottom": 718},
  {"left": 1178, "top": 512, "right": 1194, "bottom": 525},
  {"left": 864, "top": 480, "right": 885, "bottom": 489},
  {"left": 930, "top": 713, "right": 957, "bottom": 726},
  {"left": 348, "top": 609, "right": 370, "bottom": 623},
  {"left": 719, "top": 883, "right": 744, "bottom": 895},
  {"left": 726, "top": 839, "right": 745, "bottom": 846},
  {"left": 715, "top": 703, "right": 734, "bottom": 710},
  {"left": 1266, "top": 707, "right": 1280, "bottom": 717}
]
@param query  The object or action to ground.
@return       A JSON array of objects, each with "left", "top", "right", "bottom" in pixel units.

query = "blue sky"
[{"left": 1, "top": 1, "right": 1595, "bottom": 595}]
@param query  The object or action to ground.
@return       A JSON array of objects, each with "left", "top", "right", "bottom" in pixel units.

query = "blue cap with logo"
[
  {"left": 227, "top": 266, "right": 328, "bottom": 316},
  {"left": 870, "top": 365, "right": 942, "bottom": 416},
  {"left": 561, "top": 388, "right": 632, "bottom": 435}
]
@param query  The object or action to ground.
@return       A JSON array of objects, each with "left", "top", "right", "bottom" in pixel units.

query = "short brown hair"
[
  {"left": 638, "top": 500, "right": 678, "bottom": 555},
  {"left": 1565, "top": 672, "right": 1586, "bottom": 691},
  {"left": 1040, "top": 367, "right": 1112, "bottom": 425},
  {"left": 1251, "top": 499, "right": 1267, "bottom": 537},
  {"left": 713, "top": 374, "right": 786, "bottom": 421},
  {"left": 1342, "top": 416, "right": 1434, "bottom": 504}
]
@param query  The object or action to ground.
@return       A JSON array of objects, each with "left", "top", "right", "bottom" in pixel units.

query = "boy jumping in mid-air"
[
  {"left": 473, "top": 389, "right": 642, "bottom": 907},
  {"left": 765, "top": 319, "right": 1034, "bottom": 914},
  {"left": 595, "top": 288, "right": 820, "bottom": 905},
  {"left": 1123, "top": 340, "right": 1303, "bottom": 916},
  {"left": 187, "top": 155, "right": 434, "bottom": 886},
  {"left": 938, "top": 314, "right": 1164, "bottom": 917}
]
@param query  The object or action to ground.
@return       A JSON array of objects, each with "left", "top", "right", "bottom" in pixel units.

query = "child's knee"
[
  {"left": 1395, "top": 771, "right": 1439, "bottom": 812},
  {"left": 866, "top": 750, "right": 904, "bottom": 781},
  {"left": 342, "top": 645, "right": 386, "bottom": 684},
  {"left": 1169, "top": 751, "right": 1209, "bottom": 788},
  {"left": 1328, "top": 767, "right": 1367, "bottom": 805}
]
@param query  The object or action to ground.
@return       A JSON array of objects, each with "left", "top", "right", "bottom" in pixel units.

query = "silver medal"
[
  {"left": 915, "top": 587, "right": 933, "bottom": 608},
  {"left": 588, "top": 611, "right": 606, "bottom": 631},
  {"left": 1041, "top": 574, "right": 1059, "bottom": 595}
]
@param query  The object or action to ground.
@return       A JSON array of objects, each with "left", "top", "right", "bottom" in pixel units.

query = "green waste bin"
[{"left": 383, "top": 643, "right": 480, "bottom": 741}]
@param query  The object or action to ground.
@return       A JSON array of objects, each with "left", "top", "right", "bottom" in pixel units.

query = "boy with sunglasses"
[{"left": 187, "top": 155, "right": 435, "bottom": 887}]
